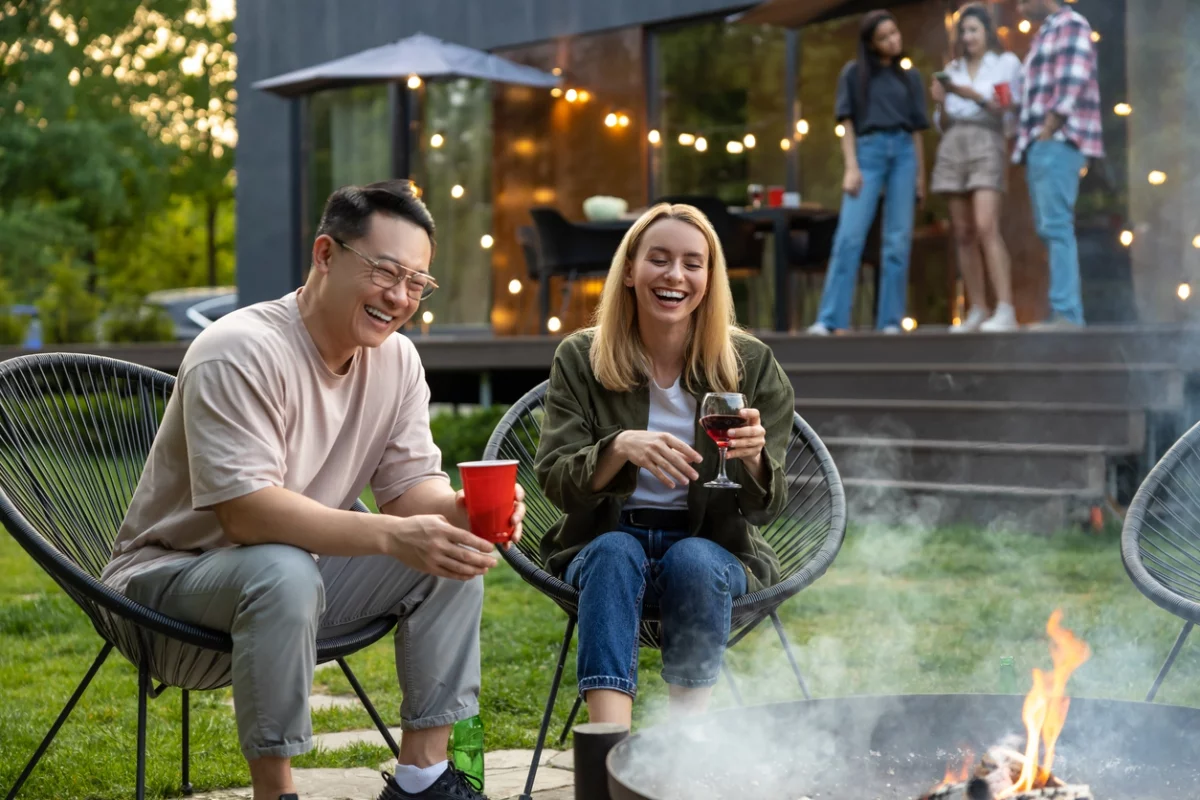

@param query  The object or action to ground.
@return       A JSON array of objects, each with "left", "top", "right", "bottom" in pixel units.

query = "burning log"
[
  {"left": 918, "top": 784, "right": 1093, "bottom": 800},
  {"left": 918, "top": 746, "right": 1092, "bottom": 800}
]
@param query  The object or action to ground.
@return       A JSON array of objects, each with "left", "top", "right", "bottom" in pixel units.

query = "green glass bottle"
[
  {"left": 450, "top": 715, "right": 485, "bottom": 790},
  {"left": 999, "top": 656, "right": 1017, "bottom": 694}
]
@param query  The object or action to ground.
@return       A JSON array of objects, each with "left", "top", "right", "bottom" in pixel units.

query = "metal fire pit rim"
[{"left": 604, "top": 692, "right": 1200, "bottom": 800}]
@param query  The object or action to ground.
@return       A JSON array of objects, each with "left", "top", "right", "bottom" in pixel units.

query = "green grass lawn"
[{"left": 3, "top": 521, "right": 1199, "bottom": 799}]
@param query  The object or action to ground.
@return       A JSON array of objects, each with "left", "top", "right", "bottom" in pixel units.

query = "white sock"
[{"left": 394, "top": 760, "right": 448, "bottom": 794}]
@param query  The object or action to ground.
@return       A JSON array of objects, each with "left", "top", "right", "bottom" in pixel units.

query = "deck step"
[
  {"left": 824, "top": 437, "right": 1107, "bottom": 492},
  {"left": 783, "top": 362, "right": 1183, "bottom": 409},
  {"left": 760, "top": 326, "right": 1198, "bottom": 367},
  {"left": 796, "top": 399, "right": 1146, "bottom": 452},
  {"left": 842, "top": 477, "right": 1103, "bottom": 534}
]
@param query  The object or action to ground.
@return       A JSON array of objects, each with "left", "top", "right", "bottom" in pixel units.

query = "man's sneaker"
[
  {"left": 806, "top": 321, "right": 831, "bottom": 336},
  {"left": 951, "top": 305, "right": 988, "bottom": 333},
  {"left": 377, "top": 767, "right": 488, "bottom": 800},
  {"left": 1026, "top": 313, "right": 1083, "bottom": 331},
  {"left": 979, "top": 303, "right": 1018, "bottom": 332}
]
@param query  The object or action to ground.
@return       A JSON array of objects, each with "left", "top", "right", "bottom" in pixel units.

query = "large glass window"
[
  {"left": 306, "top": 80, "right": 493, "bottom": 331},
  {"left": 417, "top": 78, "right": 493, "bottom": 330},
  {"left": 655, "top": 22, "right": 792, "bottom": 205}
]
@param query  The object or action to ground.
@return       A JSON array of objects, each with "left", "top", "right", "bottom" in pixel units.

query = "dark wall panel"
[{"left": 235, "top": 0, "right": 749, "bottom": 306}]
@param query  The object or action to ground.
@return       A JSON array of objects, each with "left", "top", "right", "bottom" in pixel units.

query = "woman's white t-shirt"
[{"left": 626, "top": 376, "right": 696, "bottom": 511}]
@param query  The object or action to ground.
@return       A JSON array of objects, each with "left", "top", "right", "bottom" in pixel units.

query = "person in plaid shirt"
[{"left": 1014, "top": 0, "right": 1104, "bottom": 328}]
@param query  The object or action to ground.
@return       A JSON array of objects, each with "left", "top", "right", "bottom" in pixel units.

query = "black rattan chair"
[
  {"left": 0, "top": 353, "right": 400, "bottom": 800},
  {"left": 1121, "top": 419, "right": 1200, "bottom": 702},
  {"left": 483, "top": 381, "right": 847, "bottom": 800}
]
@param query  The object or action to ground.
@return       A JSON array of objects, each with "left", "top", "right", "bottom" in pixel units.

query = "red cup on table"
[
  {"left": 993, "top": 82, "right": 1012, "bottom": 109},
  {"left": 458, "top": 460, "right": 519, "bottom": 544},
  {"left": 767, "top": 185, "right": 785, "bottom": 208}
]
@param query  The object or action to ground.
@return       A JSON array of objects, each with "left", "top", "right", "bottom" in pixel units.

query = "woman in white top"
[
  {"left": 930, "top": 4, "right": 1023, "bottom": 332},
  {"left": 534, "top": 203, "right": 794, "bottom": 729}
]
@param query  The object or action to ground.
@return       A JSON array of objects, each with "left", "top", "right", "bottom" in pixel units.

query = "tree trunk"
[{"left": 206, "top": 195, "right": 218, "bottom": 286}]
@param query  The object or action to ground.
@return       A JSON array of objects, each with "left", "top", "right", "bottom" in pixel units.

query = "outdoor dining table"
[{"left": 579, "top": 205, "right": 838, "bottom": 332}]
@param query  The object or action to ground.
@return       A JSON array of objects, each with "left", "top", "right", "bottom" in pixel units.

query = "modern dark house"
[{"left": 233, "top": 0, "right": 1199, "bottom": 526}]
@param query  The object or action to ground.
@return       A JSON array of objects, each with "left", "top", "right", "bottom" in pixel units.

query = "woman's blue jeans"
[
  {"left": 816, "top": 130, "right": 918, "bottom": 331},
  {"left": 564, "top": 524, "right": 748, "bottom": 698}
]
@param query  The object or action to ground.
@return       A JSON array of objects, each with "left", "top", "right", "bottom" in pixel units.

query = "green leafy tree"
[{"left": 37, "top": 262, "right": 101, "bottom": 343}]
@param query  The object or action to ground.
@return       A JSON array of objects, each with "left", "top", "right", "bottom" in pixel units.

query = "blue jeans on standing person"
[
  {"left": 816, "top": 130, "right": 918, "bottom": 331},
  {"left": 564, "top": 524, "right": 748, "bottom": 697},
  {"left": 1025, "top": 139, "right": 1088, "bottom": 325}
]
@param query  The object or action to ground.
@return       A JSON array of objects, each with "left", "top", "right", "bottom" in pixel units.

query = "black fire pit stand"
[{"left": 573, "top": 722, "right": 629, "bottom": 800}]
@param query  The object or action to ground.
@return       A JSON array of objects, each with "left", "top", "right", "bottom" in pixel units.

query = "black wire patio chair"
[
  {"left": 0, "top": 353, "right": 400, "bottom": 800},
  {"left": 482, "top": 380, "right": 848, "bottom": 800},
  {"left": 1121, "top": 418, "right": 1200, "bottom": 702}
]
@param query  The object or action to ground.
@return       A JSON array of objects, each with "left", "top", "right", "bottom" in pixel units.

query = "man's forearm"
[
  {"left": 214, "top": 486, "right": 393, "bottom": 556},
  {"left": 380, "top": 476, "right": 466, "bottom": 528}
]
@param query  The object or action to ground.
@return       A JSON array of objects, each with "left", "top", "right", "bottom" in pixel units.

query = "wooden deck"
[{"left": 3, "top": 325, "right": 1196, "bottom": 530}]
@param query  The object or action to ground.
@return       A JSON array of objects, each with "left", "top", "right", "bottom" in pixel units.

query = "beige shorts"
[{"left": 931, "top": 123, "right": 1009, "bottom": 194}]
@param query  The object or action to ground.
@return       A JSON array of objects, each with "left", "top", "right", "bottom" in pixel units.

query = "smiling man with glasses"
[{"left": 100, "top": 179, "right": 519, "bottom": 800}]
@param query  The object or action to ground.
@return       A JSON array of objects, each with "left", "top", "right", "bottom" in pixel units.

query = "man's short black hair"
[{"left": 315, "top": 179, "right": 437, "bottom": 258}]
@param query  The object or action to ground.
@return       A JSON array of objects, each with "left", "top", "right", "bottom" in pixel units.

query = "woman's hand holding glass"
[
  {"left": 723, "top": 407, "right": 767, "bottom": 464},
  {"left": 614, "top": 430, "right": 702, "bottom": 489}
]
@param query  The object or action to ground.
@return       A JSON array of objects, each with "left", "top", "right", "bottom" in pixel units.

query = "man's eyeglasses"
[{"left": 335, "top": 239, "right": 438, "bottom": 301}]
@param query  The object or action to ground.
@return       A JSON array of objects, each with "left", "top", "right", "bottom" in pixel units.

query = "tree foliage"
[{"left": 0, "top": 0, "right": 237, "bottom": 340}]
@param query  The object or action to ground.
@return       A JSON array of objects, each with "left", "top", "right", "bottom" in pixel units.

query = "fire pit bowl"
[{"left": 605, "top": 694, "right": 1200, "bottom": 800}]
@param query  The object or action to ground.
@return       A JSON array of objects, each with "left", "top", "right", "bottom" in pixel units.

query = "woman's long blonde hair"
[{"left": 589, "top": 202, "right": 742, "bottom": 393}]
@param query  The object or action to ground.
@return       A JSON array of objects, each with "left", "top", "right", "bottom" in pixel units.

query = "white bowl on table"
[{"left": 582, "top": 196, "right": 628, "bottom": 222}]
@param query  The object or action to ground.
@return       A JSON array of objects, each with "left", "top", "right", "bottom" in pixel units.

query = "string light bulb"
[
  {"left": 1114, "top": 103, "right": 1132, "bottom": 116},
  {"left": 1193, "top": 235, "right": 1200, "bottom": 249},
  {"left": 480, "top": 234, "right": 494, "bottom": 249},
  {"left": 617, "top": 113, "right": 630, "bottom": 127},
  {"left": 1119, "top": 230, "right": 1134, "bottom": 247},
  {"left": 796, "top": 119, "right": 810, "bottom": 136},
  {"left": 605, "top": 112, "right": 618, "bottom": 127},
  {"left": 901, "top": 317, "right": 917, "bottom": 332},
  {"left": 780, "top": 138, "right": 792, "bottom": 151},
  {"left": 1178, "top": 283, "right": 1191, "bottom": 301},
  {"left": 742, "top": 133, "right": 756, "bottom": 148},
  {"left": 450, "top": 184, "right": 465, "bottom": 199},
  {"left": 900, "top": 57, "right": 913, "bottom": 70},
  {"left": 726, "top": 140, "right": 744, "bottom": 154},
  {"left": 694, "top": 137, "right": 708, "bottom": 152},
  {"left": 577, "top": 90, "right": 590, "bottom": 103},
  {"left": 564, "top": 88, "right": 578, "bottom": 102},
  {"left": 421, "top": 310, "right": 434, "bottom": 324},
  {"left": 678, "top": 133, "right": 695, "bottom": 146},
  {"left": 648, "top": 129, "right": 661, "bottom": 145},
  {"left": 407, "top": 75, "right": 422, "bottom": 89},
  {"left": 1018, "top": 20, "right": 1032, "bottom": 33},
  {"left": 547, "top": 316, "right": 562, "bottom": 333},
  {"left": 1149, "top": 171, "right": 1167, "bottom": 186},
  {"left": 508, "top": 279, "right": 522, "bottom": 295},
  {"left": 430, "top": 133, "right": 444, "bottom": 148},
  {"left": 835, "top": 124, "right": 846, "bottom": 138}
]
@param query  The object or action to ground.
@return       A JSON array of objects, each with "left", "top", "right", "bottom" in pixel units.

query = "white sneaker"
[
  {"left": 951, "top": 306, "right": 988, "bottom": 333},
  {"left": 980, "top": 303, "right": 1019, "bottom": 332},
  {"left": 807, "top": 322, "right": 831, "bottom": 336},
  {"left": 881, "top": 325, "right": 902, "bottom": 335}
]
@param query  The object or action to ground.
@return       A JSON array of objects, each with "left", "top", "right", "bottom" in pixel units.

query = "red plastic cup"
[
  {"left": 458, "top": 460, "right": 519, "bottom": 544},
  {"left": 994, "top": 82, "right": 1012, "bottom": 108},
  {"left": 767, "top": 185, "right": 785, "bottom": 208}
]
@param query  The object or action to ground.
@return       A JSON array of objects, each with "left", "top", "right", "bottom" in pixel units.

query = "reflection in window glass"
[
  {"left": 418, "top": 78, "right": 493, "bottom": 329},
  {"left": 655, "top": 21, "right": 790, "bottom": 205},
  {"left": 308, "top": 85, "right": 391, "bottom": 237}
]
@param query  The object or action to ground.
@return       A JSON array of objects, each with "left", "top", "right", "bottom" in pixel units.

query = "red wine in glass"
[
  {"left": 700, "top": 392, "right": 746, "bottom": 489},
  {"left": 701, "top": 414, "right": 747, "bottom": 448}
]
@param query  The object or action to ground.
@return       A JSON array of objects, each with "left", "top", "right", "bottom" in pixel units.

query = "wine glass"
[{"left": 700, "top": 392, "right": 747, "bottom": 489}]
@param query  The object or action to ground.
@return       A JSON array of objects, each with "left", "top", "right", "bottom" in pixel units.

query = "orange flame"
[
  {"left": 939, "top": 747, "right": 975, "bottom": 787},
  {"left": 1001, "top": 610, "right": 1091, "bottom": 796}
]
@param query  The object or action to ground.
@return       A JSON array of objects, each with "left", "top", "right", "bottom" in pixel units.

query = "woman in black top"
[{"left": 808, "top": 10, "right": 930, "bottom": 335}]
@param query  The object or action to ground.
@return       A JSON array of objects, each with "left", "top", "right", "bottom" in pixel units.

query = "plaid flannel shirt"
[{"left": 1013, "top": 7, "right": 1104, "bottom": 164}]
